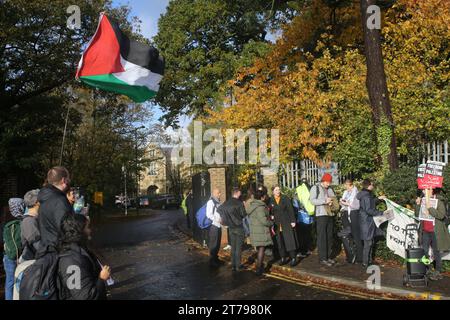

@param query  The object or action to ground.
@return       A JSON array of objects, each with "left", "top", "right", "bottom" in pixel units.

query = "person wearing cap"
[
  {"left": 310, "top": 173, "right": 337, "bottom": 267},
  {"left": 20, "top": 189, "right": 41, "bottom": 262}
]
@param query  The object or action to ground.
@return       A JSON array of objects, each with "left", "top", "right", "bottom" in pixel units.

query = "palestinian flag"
[{"left": 76, "top": 13, "right": 164, "bottom": 102}]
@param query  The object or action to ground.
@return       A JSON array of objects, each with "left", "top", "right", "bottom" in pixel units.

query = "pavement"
[{"left": 176, "top": 220, "right": 450, "bottom": 300}]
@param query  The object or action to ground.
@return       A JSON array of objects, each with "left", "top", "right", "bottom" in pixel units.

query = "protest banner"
[
  {"left": 385, "top": 199, "right": 450, "bottom": 260},
  {"left": 373, "top": 208, "right": 395, "bottom": 228},
  {"left": 385, "top": 199, "right": 417, "bottom": 258}
]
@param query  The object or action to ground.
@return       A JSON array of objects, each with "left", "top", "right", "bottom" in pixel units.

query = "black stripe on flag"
[{"left": 108, "top": 17, "right": 165, "bottom": 75}]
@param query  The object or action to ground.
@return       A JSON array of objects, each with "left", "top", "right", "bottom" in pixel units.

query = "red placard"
[{"left": 419, "top": 161, "right": 445, "bottom": 189}]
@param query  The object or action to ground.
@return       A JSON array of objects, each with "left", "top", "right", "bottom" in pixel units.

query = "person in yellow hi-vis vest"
[{"left": 295, "top": 179, "right": 315, "bottom": 258}]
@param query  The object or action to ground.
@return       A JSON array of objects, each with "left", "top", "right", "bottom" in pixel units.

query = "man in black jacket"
[
  {"left": 38, "top": 166, "right": 74, "bottom": 250},
  {"left": 356, "top": 179, "right": 386, "bottom": 268},
  {"left": 217, "top": 187, "right": 247, "bottom": 272}
]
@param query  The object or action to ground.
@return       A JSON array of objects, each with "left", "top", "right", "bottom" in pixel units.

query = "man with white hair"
[{"left": 20, "top": 189, "right": 41, "bottom": 262}]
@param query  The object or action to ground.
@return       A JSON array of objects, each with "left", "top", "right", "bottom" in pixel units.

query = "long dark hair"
[{"left": 58, "top": 213, "right": 88, "bottom": 251}]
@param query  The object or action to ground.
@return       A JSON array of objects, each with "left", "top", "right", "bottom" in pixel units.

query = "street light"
[
  {"left": 122, "top": 165, "right": 127, "bottom": 216},
  {"left": 134, "top": 125, "right": 145, "bottom": 215},
  {"left": 114, "top": 125, "right": 146, "bottom": 215}
]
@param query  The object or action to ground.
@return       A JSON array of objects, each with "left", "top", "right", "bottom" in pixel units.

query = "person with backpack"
[
  {"left": 294, "top": 180, "right": 314, "bottom": 258},
  {"left": 415, "top": 187, "right": 450, "bottom": 281},
  {"left": 3, "top": 198, "right": 25, "bottom": 300},
  {"left": 269, "top": 186, "right": 299, "bottom": 267},
  {"left": 356, "top": 179, "right": 386, "bottom": 268},
  {"left": 206, "top": 188, "right": 223, "bottom": 268},
  {"left": 247, "top": 188, "right": 273, "bottom": 276},
  {"left": 20, "top": 189, "right": 41, "bottom": 262},
  {"left": 310, "top": 173, "right": 338, "bottom": 267},
  {"left": 57, "top": 213, "right": 110, "bottom": 300},
  {"left": 217, "top": 187, "right": 247, "bottom": 272},
  {"left": 38, "top": 166, "right": 74, "bottom": 250}
]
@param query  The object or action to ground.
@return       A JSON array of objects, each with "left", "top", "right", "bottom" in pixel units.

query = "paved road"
[{"left": 91, "top": 209, "right": 361, "bottom": 300}]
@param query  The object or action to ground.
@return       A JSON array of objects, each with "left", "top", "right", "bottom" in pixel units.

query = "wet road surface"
[{"left": 92, "top": 209, "right": 361, "bottom": 300}]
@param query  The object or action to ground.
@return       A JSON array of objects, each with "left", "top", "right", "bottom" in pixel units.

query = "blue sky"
[
  {"left": 111, "top": 0, "right": 182, "bottom": 128},
  {"left": 110, "top": 0, "right": 278, "bottom": 131},
  {"left": 112, "top": 0, "right": 170, "bottom": 40}
]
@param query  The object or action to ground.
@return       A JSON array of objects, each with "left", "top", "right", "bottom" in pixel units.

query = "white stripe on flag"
[{"left": 112, "top": 56, "right": 163, "bottom": 92}]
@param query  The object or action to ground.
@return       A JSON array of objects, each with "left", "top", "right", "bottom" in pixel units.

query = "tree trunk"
[{"left": 360, "top": 0, "right": 398, "bottom": 171}]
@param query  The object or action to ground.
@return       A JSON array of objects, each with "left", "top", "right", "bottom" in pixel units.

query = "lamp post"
[
  {"left": 122, "top": 165, "right": 127, "bottom": 216},
  {"left": 134, "top": 125, "right": 145, "bottom": 215}
]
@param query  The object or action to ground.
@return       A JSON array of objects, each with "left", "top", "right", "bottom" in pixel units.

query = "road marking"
[{"left": 265, "top": 272, "right": 388, "bottom": 300}]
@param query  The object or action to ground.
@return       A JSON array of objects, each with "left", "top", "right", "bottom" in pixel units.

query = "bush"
[
  {"left": 379, "top": 166, "right": 418, "bottom": 207},
  {"left": 443, "top": 164, "right": 450, "bottom": 200}
]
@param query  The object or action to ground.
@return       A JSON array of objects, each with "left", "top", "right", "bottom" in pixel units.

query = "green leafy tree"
[{"left": 153, "top": 0, "right": 291, "bottom": 126}]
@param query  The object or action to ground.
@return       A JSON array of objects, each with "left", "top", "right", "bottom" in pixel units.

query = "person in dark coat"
[
  {"left": 415, "top": 188, "right": 450, "bottom": 281},
  {"left": 356, "top": 179, "right": 386, "bottom": 267},
  {"left": 217, "top": 187, "right": 247, "bottom": 272},
  {"left": 38, "top": 166, "right": 73, "bottom": 250},
  {"left": 57, "top": 214, "right": 110, "bottom": 300},
  {"left": 268, "top": 186, "right": 299, "bottom": 266}
]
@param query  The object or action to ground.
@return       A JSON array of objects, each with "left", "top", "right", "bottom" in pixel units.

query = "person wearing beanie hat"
[
  {"left": 321, "top": 173, "right": 333, "bottom": 183},
  {"left": 3, "top": 198, "right": 25, "bottom": 300},
  {"left": 310, "top": 174, "right": 337, "bottom": 267},
  {"left": 20, "top": 189, "right": 41, "bottom": 262}
]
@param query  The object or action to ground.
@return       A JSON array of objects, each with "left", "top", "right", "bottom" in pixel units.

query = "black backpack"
[{"left": 19, "top": 247, "right": 61, "bottom": 300}]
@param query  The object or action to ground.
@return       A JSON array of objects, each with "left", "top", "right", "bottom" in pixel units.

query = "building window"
[
  {"left": 149, "top": 149, "right": 155, "bottom": 158},
  {"left": 149, "top": 162, "right": 157, "bottom": 176}
]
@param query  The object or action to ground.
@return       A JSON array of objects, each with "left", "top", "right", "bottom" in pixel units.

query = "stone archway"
[{"left": 147, "top": 185, "right": 158, "bottom": 195}]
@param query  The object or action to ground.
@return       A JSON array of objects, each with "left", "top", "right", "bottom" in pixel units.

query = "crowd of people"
[
  {"left": 186, "top": 173, "right": 448, "bottom": 281},
  {"left": 2, "top": 166, "right": 111, "bottom": 300},
  {"left": 3, "top": 167, "right": 447, "bottom": 300}
]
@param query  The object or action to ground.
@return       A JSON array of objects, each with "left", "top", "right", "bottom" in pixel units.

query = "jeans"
[
  {"left": 208, "top": 225, "right": 222, "bottom": 263},
  {"left": 422, "top": 231, "right": 442, "bottom": 272},
  {"left": 229, "top": 227, "right": 245, "bottom": 268},
  {"left": 316, "top": 216, "right": 334, "bottom": 261},
  {"left": 3, "top": 255, "right": 17, "bottom": 300},
  {"left": 363, "top": 240, "right": 373, "bottom": 266}
]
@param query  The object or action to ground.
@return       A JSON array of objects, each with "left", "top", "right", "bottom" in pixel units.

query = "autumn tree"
[
  {"left": 360, "top": 0, "right": 398, "bottom": 174},
  {"left": 205, "top": 0, "right": 449, "bottom": 178}
]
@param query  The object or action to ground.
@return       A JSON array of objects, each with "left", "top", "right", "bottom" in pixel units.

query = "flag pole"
[{"left": 59, "top": 103, "right": 71, "bottom": 166}]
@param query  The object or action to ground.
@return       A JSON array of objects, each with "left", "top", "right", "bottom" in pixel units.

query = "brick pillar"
[
  {"left": 263, "top": 171, "right": 279, "bottom": 196},
  {"left": 208, "top": 167, "right": 228, "bottom": 246}
]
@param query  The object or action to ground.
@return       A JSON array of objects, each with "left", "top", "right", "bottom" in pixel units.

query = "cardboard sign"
[
  {"left": 418, "top": 198, "right": 438, "bottom": 222},
  {"left": 418, "top": 161, "right": 445, "bottom": 189}
]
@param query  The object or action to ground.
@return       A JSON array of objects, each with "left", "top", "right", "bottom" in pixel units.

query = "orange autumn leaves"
[{"left": 204, "top": 0, "right": 449, "bottom": 168}]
